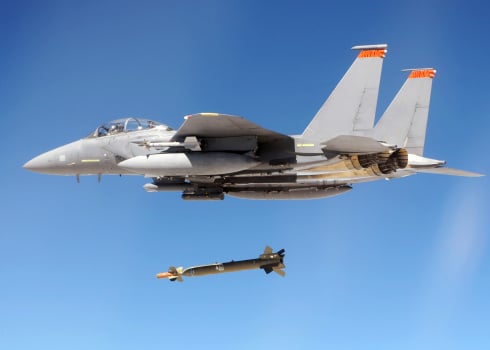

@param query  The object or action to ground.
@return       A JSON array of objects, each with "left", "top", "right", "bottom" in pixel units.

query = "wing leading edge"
[{"left": 172, "top": 113, "right": 290, "bottom": 140}]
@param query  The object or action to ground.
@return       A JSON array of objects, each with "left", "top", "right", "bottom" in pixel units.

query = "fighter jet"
[
  {"left": 23, "top": 44, "right": 482, "bottom": 200},
  {"left": 156, "top": 246, "right": 286, "bottom": 282}
]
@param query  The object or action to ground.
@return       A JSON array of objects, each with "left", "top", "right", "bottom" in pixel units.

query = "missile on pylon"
[{"left": 156, "top": 246, "right": 286, "bottom": 282}]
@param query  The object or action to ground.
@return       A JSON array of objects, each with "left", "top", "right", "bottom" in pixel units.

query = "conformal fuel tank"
[{"left": 118, "top": 152, "right": 258, "bottom": 176}]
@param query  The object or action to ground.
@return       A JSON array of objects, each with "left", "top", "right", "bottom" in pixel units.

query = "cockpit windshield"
[{"left": 86, "top": 117, "right": 172, "bottom": 138}]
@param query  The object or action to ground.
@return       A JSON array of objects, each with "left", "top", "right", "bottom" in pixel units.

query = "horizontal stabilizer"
[
  {"left": 411, "top": 167, "right": 484, "bottom": 177},
  {"left": 322, "top": 135, "right": 389, "bottom": 154}
]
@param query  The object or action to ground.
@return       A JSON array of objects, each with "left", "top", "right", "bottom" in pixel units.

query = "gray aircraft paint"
[
  {"left": 371, "top": 69, "right": 435, "bottom": 155},
  {"left": 24, "top": 45, "right": 483, "bottom": 200},
  {"left": 302, "top": 44, "right": 387, "bottom": 142}
]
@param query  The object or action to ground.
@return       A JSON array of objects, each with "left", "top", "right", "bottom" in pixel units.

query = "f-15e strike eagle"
[{"left": 24, "top": 44, "right": 483, "bottom": 200}]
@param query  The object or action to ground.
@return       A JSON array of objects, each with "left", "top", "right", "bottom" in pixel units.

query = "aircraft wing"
[
  {"left": 172, "top": 113, "right": 290, "bottom": 140},
  {"left": 172, "top": 113, "right": 295, "bottom": 161}
]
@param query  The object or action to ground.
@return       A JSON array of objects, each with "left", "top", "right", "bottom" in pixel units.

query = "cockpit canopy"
[{"left": 87, "top": 117, "right": 172, "bottom": 138}]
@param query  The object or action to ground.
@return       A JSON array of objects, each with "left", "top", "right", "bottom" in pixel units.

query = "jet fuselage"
[{"left": 24, "top": 45, "right": 482, "bottom": 200}]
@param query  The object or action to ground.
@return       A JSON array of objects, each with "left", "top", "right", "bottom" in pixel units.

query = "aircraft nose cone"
[
  {"left": 23, "top": 153, "right": 52, "bottom": 173},
  {"left": 23, "top": 140, "right": 81, "bottom": 174}
]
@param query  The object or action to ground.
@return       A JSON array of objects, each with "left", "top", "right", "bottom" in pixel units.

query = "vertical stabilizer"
[
  {"left": 373, "top": 69, "right": 436, "bottom": 155},
  {"left": 302, "top": 44, "right": 387, "bottom": 142}
]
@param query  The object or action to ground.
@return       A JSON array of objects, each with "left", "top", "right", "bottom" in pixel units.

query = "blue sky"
[{"left": 1, "top": 1, "right": 489, "bottom": 349}]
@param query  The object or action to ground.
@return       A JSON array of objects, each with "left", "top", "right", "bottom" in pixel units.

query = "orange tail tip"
[
  {"left": 156, "top": 272, "right": 174, "bottom": 279},
  {"left": 407, "top": 69, "right": 437, "bottom": 79},
  {"left": 357, "top": 49, "right": 387, "bottom": 58}
]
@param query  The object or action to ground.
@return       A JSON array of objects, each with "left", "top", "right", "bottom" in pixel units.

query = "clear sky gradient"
[{"left": 1, "top": 1, "right": 489, "bottom": 349}]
